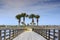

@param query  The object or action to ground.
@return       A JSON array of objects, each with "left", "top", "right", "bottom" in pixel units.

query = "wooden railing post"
[
  {"left": 15, "top": 30, "right": 17, "bottom": 36},
  {"left": 13, "top": 30, "right": 15, "bottom": 38},
  {"left": 0, "top": 30, "right": 2, "bottom": 40},
  {"left": 17, "top": 29, "right": 19, "bottom": 35},
  {"left": 16, "top": 29, "right": 18, "bottom": 35},
  {"left": 48, "top": 29, "right": 50, "bottom": 40},
  {"left": 58, "top": 30, "right": 60, "bottom": 40},
  {"left": 41, "top": 29, "right": 43, "bottom": 36},
  {"left": 40, "top": 29, "right": 42, "bottom": 36},
  {"left": 53, "top": 29, "right": 55, "bottom": 40},
  {"left": 46, "top": 29, "right": 47, "bottom": 39},
  {"left": 18, "top": 29, "right": 20, "bottom": 34},
  {"left": 9, "top": 30, "right": 11, "bottom": 40},
  {"left": 4, "top": 30, "right": 6, "bottom": 40}
]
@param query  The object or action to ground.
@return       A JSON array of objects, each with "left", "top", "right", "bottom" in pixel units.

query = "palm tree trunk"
[
  {"left": 36, "top": 18, "right": 38, "bottom": 26},
  {"left": 32, "top": 18, "right": 34, "bottom": 25},
  {"left": 23, "top": 17, "right": 25, "bottom": 23},
  {"left": 18, "top": 19, "right": 20, "bottom": 27}
]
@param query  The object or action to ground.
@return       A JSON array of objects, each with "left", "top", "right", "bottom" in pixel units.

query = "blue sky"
[{"left": 0, "top": 0, "right": 60, "bottom": 25}]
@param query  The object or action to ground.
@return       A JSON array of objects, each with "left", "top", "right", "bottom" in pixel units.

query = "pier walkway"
[{"left": 13, "top": 31, "right": 46, "bottom": 40}]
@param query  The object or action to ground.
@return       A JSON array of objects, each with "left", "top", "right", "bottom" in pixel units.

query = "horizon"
[{"left": 0, "top": 0, "right": 60, "bottom": 25}]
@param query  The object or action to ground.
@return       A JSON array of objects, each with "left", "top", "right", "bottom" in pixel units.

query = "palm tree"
[
  {"left": 35, "top": 15, "right": 40, "bottom": 26},
  {"left": 29, "top": 14, "right": 35, "bottom": 25},
  {"left": 21, "top": 13, "right": 28, "bottom": 23},
  {"left": 16, "top": 14, "right": 21, "bottom": 26}
]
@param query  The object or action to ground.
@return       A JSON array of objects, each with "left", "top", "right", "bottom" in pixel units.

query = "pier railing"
[
  {"left": 0, "top": 25, "right": 60, "bottom": 40},
  {"left": 0, "top": 27, "right": 26, "bottom": 40},
  {"left": 33, "top": 26, "right": 60, "bottom": 40}
]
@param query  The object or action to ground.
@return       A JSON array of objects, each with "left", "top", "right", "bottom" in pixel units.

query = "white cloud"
[
  {"left": 1, "top": 0, "right": 60, "bottom": 11},
  {"left": 1, "top": 0, "right": 57, "bottom": 8},
  {"left": 2, "top": 0, "right": 39, "bottom": 8}
]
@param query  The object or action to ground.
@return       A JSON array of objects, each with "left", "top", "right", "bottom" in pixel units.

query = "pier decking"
[{"left": 13, "top": 31, "right": 46, "bottom": 40}]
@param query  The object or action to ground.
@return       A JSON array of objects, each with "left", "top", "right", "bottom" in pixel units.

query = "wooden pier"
[{"left": 0, "top": 25, "right": 60, "bottom": 40}]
